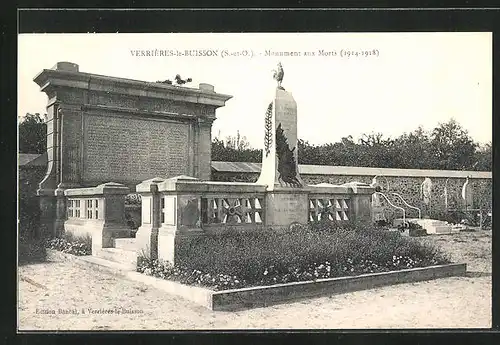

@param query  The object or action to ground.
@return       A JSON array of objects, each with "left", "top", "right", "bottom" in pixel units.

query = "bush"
[
  {"left": 137, "top": 220, "right": 451, "bottom": 291},
  {"left": 19, "top": 236, "right": 47, "bottom": 265},
  {"left": 45, "top": 232, "right": 92, "bottom": 256}
]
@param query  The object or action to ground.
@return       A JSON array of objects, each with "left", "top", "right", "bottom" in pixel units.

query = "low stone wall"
[
  {"left": 134, "top": 175, "right": 374, "bottom": 265},
  {"left": 211, "top": 162, "right": 492, "bottom": 221},
  {"left": 63, "top": 182, "right": 131, "bottom": 254}
]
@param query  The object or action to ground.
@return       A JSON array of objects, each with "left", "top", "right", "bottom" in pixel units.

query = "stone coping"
[
  {"left": 135, "top": 175, "right": 373, "bottom": 195},
  {"left": 64, "top": 182, "right": 130, "bottom": 197},
  {"left": 211, "top": 161, "right": 492, "bottom": 179},
  {"left": 307, "top": 184, "right": 374, "bottom": 195},
  {"left": 33, "top": 65, "right": 232, "bottom": 107},
  {"left": 136, "top": 176, "right": 268, "bottom": 193},
  {"left": 48, "top": 250, "right": 466, "bottom": 312}
]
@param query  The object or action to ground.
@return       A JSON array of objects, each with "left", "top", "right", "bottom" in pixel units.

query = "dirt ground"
[{"left": 18, "top": 229, "right": 492, "bottom": 330}]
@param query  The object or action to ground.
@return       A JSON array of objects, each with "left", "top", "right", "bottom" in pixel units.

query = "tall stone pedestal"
[
  {"left": 256, "top": 88, "right": 307, "bottom": 227},
  {"left": 257, "top": 88, "right": 304, "bottom": 190}
]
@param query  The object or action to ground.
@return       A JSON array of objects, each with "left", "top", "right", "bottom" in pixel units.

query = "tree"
[
  {"left": 474, "top": 142, "right": 492, "bottom": 171},
  {"left": 211, "top": 131, "right": 261, "bottom": 162},
  {"left": 19, "top": 113, "right": 47, "bottom": 154},
  {"left": 212, "top": 120, "right": 488, "bottom": 171},
  {"left": 392, "top": 126, "right": 435, "bottom": 169},
  {"left": 357, "top": 132, "right": 397, "bottom": 168},
  {"left": 430, "top": 119, "right": 478, "bottom": 170},
  {"left": 224, "top": 130, "right": 251, "bottom": 151}
]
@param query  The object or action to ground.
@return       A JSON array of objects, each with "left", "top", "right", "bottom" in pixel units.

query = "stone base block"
[
  {"left": 157, "top": 228, "right": 205, "bottom": 265},
  {"left": 264, "top": 190, "right": 309, "bottom": 227},
  {"left": 64, "top": 219, "right": 129, "bottom": 255},
  {"left": 135, "top": 225, "right": 158, "bottom": 260}
]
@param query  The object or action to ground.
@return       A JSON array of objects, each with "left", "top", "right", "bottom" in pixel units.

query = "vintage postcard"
[{"left": 18, "top": 31, "right": 492, "bottom": 330}]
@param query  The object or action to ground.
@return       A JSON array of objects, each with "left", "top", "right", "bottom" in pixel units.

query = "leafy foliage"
[
  {"left": 211, "top": 133, "right": 262, "bottom": 163},
  {"left": 212, "top": 119, "right": 490, "bottom": 171},
  {"left": 45, "top": 232, "right": 92, "bottom": 256},
  {"left": 19, "top": 113, "right": 47, "bottom": 154},
  {"left": 430, "top": 119, "right": 478, "bottom": 170},
  {"left": 19, "top": 236, "right": 47, "bottom": 265}
]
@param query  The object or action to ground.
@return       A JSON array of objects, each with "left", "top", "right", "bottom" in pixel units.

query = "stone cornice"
[
  {"left": 34, "top": 68, "right": 233, "bottom": 108},
  {"left": 80, "top": 104, "right": 216, "bottom": 122}
]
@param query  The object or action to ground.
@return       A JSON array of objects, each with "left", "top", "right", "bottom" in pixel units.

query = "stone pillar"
[
  {"left": 37, "top": 102, "right": 60, "bottom": 237},
  {"left": 37, "top": 191, "right": 56, "bottom": 239},
  {"left": 197, "top": 117, "right": 215, "bottom": 181},
  {"left": 136, "top": 175, "right": 206, "bottom": 265},
  {"left": 157, "top": 177, "right": 204, "bottom": 265},
  {"left": 135, "top": 178, "right": 164, "bottom": 260},
  {"left": 54, "top": 188, "right": 66, "bottom": 237},
  {"left": 350, "top": 194, "right": 373, "bottom": 224},
  {"left": 344, "top": 182, "right": 376, "bottom": 224},
  {"left": 257, "top": 88, "right": 304, "bottom": 190}
]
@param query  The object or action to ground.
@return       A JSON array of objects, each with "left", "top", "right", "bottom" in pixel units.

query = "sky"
[{"left": 18, "top": 32, "right": 492, "bottom": 149}]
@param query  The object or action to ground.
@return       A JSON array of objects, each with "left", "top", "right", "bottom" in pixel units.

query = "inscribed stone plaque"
[
  {"left": 83, "top": 115, "right": 190, "bottom": 184},
  {"left": 273, "top": 193, "right": 303, "bottom": 217},
  {"left": 142, "top": 196, "right": 151, "bottom": 224},
  {"left": 265, "top": 192, "right": 308, "bottom": 226}
]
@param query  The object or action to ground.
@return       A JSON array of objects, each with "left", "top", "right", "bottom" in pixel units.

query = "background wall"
[{"left": 211, "top": 162, "right": 492, "bottom": 222}]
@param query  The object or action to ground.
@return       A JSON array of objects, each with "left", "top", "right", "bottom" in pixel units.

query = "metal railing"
[
  {"left": 391, "top": 192, "right": 421, "bottom": 219},
  {"left": 373, "top": 192, "right": 407, "bottom": 226}
]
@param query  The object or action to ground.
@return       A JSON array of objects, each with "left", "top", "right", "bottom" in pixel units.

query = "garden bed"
[
  {"left": 45, "top": 232, "right": 92, "bottom": 256},
  {"left": 137, "top": 221, "right": 453, "bottom": 291}
]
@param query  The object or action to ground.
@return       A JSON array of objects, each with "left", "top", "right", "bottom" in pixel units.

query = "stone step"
[
  {"left": 425, "top": 225, "right": 453, "bottom": 234},
  {"left": 393, "top": 218, "right": 454, "bottom": 234},
  {"left": 96, "top": 248, "right": 137, "bottom": 270},
  {"left": 418, "top": 220, "right": 448, "bottom": 226},
  {"left": 114, "top": 238, "right": 137, "bottom": 251}
]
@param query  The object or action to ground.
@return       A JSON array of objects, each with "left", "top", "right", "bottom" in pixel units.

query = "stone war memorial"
[
  {"left": 33, "top": 61, "right": 374, "bottom": 267},
  {"left": 24, "top": 59, "right": 479, "bottom": 315}
]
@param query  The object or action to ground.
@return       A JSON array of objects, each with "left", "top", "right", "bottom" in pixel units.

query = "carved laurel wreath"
[{"left": 264, "top": 102, "right": 273, "bottom": 157}]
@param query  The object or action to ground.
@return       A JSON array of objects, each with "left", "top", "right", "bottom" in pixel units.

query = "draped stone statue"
[
  {"left": 461, "top": 176, "right": 474, "bottom": 209},
  {"left": 420, "top": 177, "right": 433, "bottom": 206}
]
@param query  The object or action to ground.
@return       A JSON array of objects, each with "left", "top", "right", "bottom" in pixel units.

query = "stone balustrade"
[
  {"left": 63, "top": 182, "right": 130, "bottom": 255},
  {"left": 135, "top": 176, "right": 374, "bottom": 264}
]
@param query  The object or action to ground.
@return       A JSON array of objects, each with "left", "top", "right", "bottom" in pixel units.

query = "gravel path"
[{"left": 18, "top": 230, "right": 491, "bottom": 330}]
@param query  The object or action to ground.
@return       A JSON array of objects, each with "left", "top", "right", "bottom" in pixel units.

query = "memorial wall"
[{"left": 33, "top": 61, "right": 232, "bottom": 235}]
